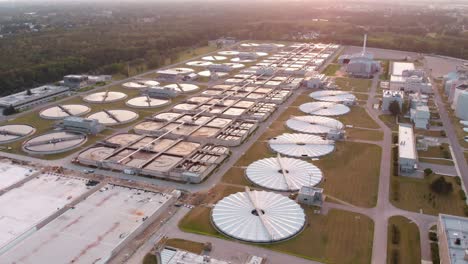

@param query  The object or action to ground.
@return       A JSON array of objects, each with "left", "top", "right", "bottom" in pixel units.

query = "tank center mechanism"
[{"left": 251, "top": 209, "right": 265, "bottom": 216}]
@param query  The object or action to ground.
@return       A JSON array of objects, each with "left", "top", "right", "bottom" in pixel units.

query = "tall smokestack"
[{"left": 362, "top": 34, "right": 367, "bottom": 56}]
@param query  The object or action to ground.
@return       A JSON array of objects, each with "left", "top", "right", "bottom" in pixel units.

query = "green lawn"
[
  {"left": 418, "top": 143, "right": 452, "bottom": 160},
  {"left": 323, "top": 64, "right": 341, "bottom": 76},
  {"left": 387, "top": 216, "right": 421, "bottom": 264},
  {"left": 379, "top": 114, "right": 398, "bottom": 131},
  {"left": 334, "top": 77, "right": 372, "bottom": 93},
  {"left": 346, "top": 128, "right": 383, "bottom": 141},
  {"left": 165, "top": 238, "right": 205, "bottom": 254},
  {"left": 337, "top": 106, "right": 379, "bottom": 129},
  {"left": 379, "top": 60, "right": 390, "bottom": 81},
  {"left": 391, "top": 174, "right": 467, "bottom": 216},
  {"left": 315, "top": 141, "right": 381, "bottom": 208},
  {"left": 179, "top": 207, "right": 374, "bottom": 264}
]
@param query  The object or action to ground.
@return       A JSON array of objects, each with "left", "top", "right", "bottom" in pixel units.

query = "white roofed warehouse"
[{"left": 398, "top": 123, "right": 418, "bottom": 175}]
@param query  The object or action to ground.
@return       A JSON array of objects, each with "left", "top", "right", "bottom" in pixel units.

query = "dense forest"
[{"left": 0, "top": 1, "right": 467, "bottom": 96}]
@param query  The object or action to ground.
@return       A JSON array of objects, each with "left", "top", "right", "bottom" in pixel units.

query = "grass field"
[
  {"left": 418, "top": 143, "right": 452, "bottom": 160},
  {"left": 379, "top": 114, "right": 398, "bottom": 131},
  {"left": 391, "top": 174, "right": 467, "bottom": 216},
  {"left": 379, "top": 60, "right": 390, "bottom": 81},
  {"left": 419, "top": 158, "right": 454, "bottom": 166},
  {"left": 346, "top": 128, "right": 383, "bottom": 141},
  {"left": 315, "top": 141, "right": 381, "bottom": 207},
  {"left": 337, "top": 106, "right": 379, "bottom": 129},
  {"left": 387, "top": 216, "right": 421, "bottom": 264},
  {"left": 334, "top": 77, "right": 372, "bottom": 93},
  {"left": 323, "top": 64, "right": 341, "bottom": 76},
  {"left": 179, "top": 207, "right": 374, "bottom": 264},
  {"left": 165, "top": 238, "right": 205, "bottom": 254}
]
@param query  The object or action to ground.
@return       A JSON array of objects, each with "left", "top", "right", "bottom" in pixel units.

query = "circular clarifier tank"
[
  {"left": 246, "top": 156, "right": 323, "bottom": 191},
  {"left": 268, "top": 133, "right": 335, "bottom": 158},
  {"left": 186, "top": 61, "right": 213, "bottom": 67},
  {"left": 212, "top": 190, "right": 306, "bottom": 243},
  {"left": 39, "top": 104, "right": 91, "bottom": 120},
  {"left": 23, "top": 131, "right": 87, "bottom": 154},
  {"left": 202, "top": 55, "right": 227, "bottom": 61},
  {"left": 126, "top": 96, "right": 171, "bottom": 108},
  {"left": 218, "top": 50, "right": 240, "bottom": 56},
  {"left": 0, "top": 124, "right": 36, "bottom": 144},
  {"left": 309, "top": 90, "right": 356, "bottom": 103},
  {"left": 164, "top": 83, "right": 200, "bottom": 93},
  {"left": 286, "top": 116, "right": 344, "bottom": 134},
  {"left": 299, "top": 102, "right": 350, "bottom": 116},
  {"left": 122, "top": 80, "right": 160, "bottom": 89},
  {"left": 198, "top": 71, "right": 229, "bottom": 78},
  {"left": 83, "top": 91, "right": 127, "bottom": 103},
  {"left": 223, "top": 63, "right": 245, "bottom": 69},
  {"left": 87, "top": 110, "right": 139, "bottom": 126}
]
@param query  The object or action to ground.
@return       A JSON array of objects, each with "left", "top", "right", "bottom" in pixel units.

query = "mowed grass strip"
[
  {"left": 391, "top": 174, "right": 467, "bottom": 216},
  {"left": 335, "top": 77, "right": 372, "bottom": 93},
  {"left": 337, "top": 106, "right": 379, "bottom": 129},
  {"left": 346, "top": 128, "right": 383, "bottom": 142},
  {"left": 387, "top": 216, "right": 421, "bottom": 264},
  {"left": 179, "top": 207, "right": 374, "bottom": 264},
  {"left": 315, "top": 141, "right": 381, "bottom": 208},
  {"left": 165, "top": 238, "right": 206, "bottom": 254},
  {"left": 323, "top": 64, "right": 341, "bottom": 76}
]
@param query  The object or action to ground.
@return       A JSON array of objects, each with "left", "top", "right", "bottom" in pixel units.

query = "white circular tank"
[
  {"left": 0, "top": 124, "right": 36, "bottom": 144},
  {"left": 212, "top": 190, "right": 306, "bottom": 243},
  {"left": 83, "top": 91, "right": 127, "bottom": 103},
  {"left": 40, "top": 105, "right": 91, "bottom": 120},
  {"left": 87, "top": 110, "right": 139, "bottom": 126},
  {"left": 126, "top": 96, "right": 170, "bottom": 108},
  {"left": 269, "top": 133, "right": 335, "bottom": 158},
  {"left": 246, "top": 156, "right": 323, "bottom": 191}
]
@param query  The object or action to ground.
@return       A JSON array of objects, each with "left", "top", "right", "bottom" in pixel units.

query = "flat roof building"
[
  {"left": 438, "top": 214, "right": 468, "bottom": 264},
  {"left": 398, "top": 123, "right": 418, "bottom": 174},
  {"left": 0, "top": 85, "right": 70, "bottom": 111},
  {"left": 389, "top": 62, "right": 432, "bottom": 94}
]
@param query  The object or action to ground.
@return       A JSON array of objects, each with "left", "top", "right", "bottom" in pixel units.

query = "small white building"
[
  {"left": 409, "top": 92, "right": 428, "bottom": 109},
  {"left": 398, "top": 123, "right": 418, "bottom": 174},
  {"left": 437, "top": 214, "right": 468, "bottom": 264},
  {"left": 304, "top": 74, "right": 327, "bottom": 89},
  {"left": 207, "top": 64, "right": 233, "bottom": 72},
  {"left": 382, "top": 90, "right": 404, "bottom": 111},
  {"left": 61, "top": 116, "right": 105, "bottom": 134},
  {"left": 297, "top": 186, "right": 324, "bottom": 207}
]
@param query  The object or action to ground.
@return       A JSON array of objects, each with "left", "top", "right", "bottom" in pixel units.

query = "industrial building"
[
  {"left": 455, "top": 90, "right": 468, "bottom": 120},
  {"left": 410, "top": 105, "right": 430, "bottom": 129},
  {"left": 1, "top": 184, "right": 175, "bottom": 264},
  {"left": 382, "top": 90, "right": 404, "bottom": 112},
  {"left": 63, "top": 74, "right": 111, "bottom": 89},
  {"left": 444, "top": 63, "right": 468, "bottom": 103},
  {"left": 338, "top": 35, "right": 380, "bottom": 78},
  {"left": 159, "top": 247, "right": 229, "bottom": 264},
  {"left": 437, "top": 214, "right": 468, "bottom": 264},
  {"left": 398, "top": 123, "right": 418, "bottom": 174},
  {"left": 0, "top": 173, "right": 89, "bottom": 255},
  {"left": 0, "top": 85, "right": 70, "bottom": 111},
  {"left": 389, "top": 62, "right": 432, "bottom": 93},
  {"left": 75, "top": 41, "right": 341, "bottom": 182},
  {"left": 60, "top": 116, "right": 105, "bottom": 134},
  {"left": 297, "top": 186, "right": 324, "bottom": 207}
]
